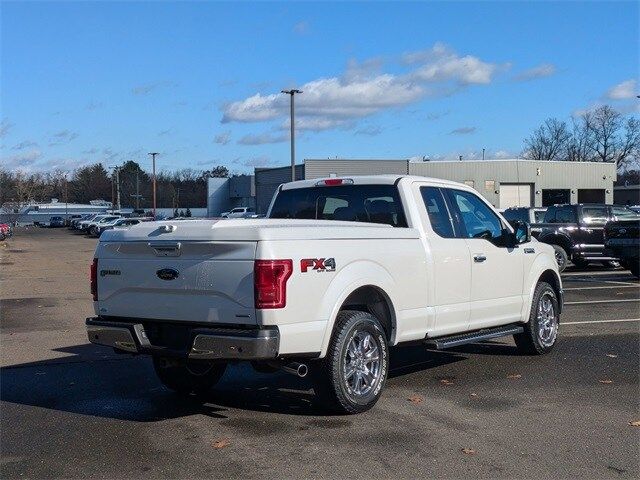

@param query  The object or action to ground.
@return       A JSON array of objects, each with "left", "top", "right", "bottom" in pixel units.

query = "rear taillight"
[
  {"left": 254, "top": 259, "right": 293, "bottom": 309},
  {"left": 90, "top": 258, "right": 98, "bottom": 301}
]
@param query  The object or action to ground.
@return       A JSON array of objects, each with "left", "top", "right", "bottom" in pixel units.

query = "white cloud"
[
  {"left": 49, "top": 130, "right": 79, "bottom": 146},
  {"left": 131, "top": 81, "right": 177, "bottom": 95},
  {"left": 223, "top": 75, "right": 424, "bottom": 124},
  {"left": 0, "top": 149, "right": 42, "bottom": 170},
  {"left": 214, "top": 131, "right": 231, "bottom": 145},
  {"left": 236, "top": 155, "right": 276, "bottom": 168},
  {"left": 221, "top": 43, "right": 502, "bottom": 133},
  {"left": 513, "top": 63, "right": 556, "bottom": 82},
  {"left": 237, "top": 132, "right": 287, "bottom": 145},
  {"left": 606, "top": 79, "right": 637, "bottom": 100},
  {"left": 12, "top": 140, "right": 38, "bottom": 150},
  {"left": 355, "top": 125, "right": 382, "bottom": 136},
  {"left": 449, "top": 126, "right": 477, "bottom": 135},
  {"left": 0, "top": 119, "right": 14, "bottom": 137},
  {"left": 405, "top": 43, "right": 499, "bottom": 85}
]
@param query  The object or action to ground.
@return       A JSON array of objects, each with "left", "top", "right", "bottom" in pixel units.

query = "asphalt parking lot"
[{"left": 1, "top": 227, "right": 638, "bottom": 479}]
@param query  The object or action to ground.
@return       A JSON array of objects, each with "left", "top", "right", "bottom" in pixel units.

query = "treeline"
[
  {"left": 0, "top": 161, "right": 229, "bottom": 208},
  {"left": 522, "top": 105, "right": 639, "bottom": 167}
]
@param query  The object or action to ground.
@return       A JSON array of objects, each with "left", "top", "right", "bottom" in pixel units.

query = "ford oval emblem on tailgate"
[{"left": 156, "top": 268, "right": 179, "bottom": 280}]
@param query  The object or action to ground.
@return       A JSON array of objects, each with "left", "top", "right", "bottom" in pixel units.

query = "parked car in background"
[
  {"left": 66, "top": 214, "right": 84, "bottom": 227},
  {"left": 532, "top": 204, "right": 639, "bottom": 272},
  {"left": 75, "top": 214, "right": 101, "bottom": 231},
  {"left": 221, "top": 207, "right": 255, "bottom": 218},
  {"left": 96, "top": 217, "right": 150, "bottom": 236},
  {"left": 502, "top": 207, "right": 547, "bottom": 226},
  {"left": 48, "top": 216, "right": 65, "bottom": 228},
  {"left": 604, "top": 218, "right": 640, "bottom": 278},
  {"left": 88, "top": 216, "right": 121, "bottom": 236}
]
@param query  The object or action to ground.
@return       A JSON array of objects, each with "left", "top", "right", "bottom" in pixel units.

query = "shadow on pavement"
[{"left": 0, "top": 342, "right": 465, "bottom": 421}]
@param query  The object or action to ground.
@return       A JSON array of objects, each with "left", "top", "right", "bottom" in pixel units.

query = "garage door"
[
  {"left": 578, "top": 189, "right": 605, "bottom": 204},
  {"left": 499, "top": 184, "right": 532, "bottom": 209}
]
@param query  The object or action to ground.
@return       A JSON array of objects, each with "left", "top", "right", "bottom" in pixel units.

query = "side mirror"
[{"left": 514, "top": 221, "right": 531, "bottom": 244}]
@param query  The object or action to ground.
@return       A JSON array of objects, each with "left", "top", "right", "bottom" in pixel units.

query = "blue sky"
[{"left": 1, "top": 1, "right": 638, "bottom": 174}]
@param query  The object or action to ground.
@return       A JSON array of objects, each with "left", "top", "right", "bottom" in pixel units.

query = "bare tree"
[
  {"left": 523, "top": 118, "right": 572, "bottom": 160},
  {"left": 584, "top": 106, "right": 640, "bottom": 167}
]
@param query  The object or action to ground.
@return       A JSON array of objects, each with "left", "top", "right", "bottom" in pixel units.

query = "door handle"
[{"left": 473, "top": 254, "right": 487, "bottom": 263}]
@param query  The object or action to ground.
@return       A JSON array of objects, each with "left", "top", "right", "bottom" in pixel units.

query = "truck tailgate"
[{"left": 95, "top": 240, "right": 257, "bottom": 324}]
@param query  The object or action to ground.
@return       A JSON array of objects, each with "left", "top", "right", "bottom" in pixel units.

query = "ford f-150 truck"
[{"left": 86, "top": 175, "right": 563, "bottom": 414}]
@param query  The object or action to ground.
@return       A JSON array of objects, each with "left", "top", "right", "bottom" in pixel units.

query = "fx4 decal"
[{"left": 300, "top": 258, "right": 336, "bottom": 273}]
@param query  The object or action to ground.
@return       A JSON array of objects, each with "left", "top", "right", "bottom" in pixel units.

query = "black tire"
[
  {"left": 152, "top": 356, "right": 227, "bottom": 395},
  {"left": 514, "top": 282, "right": 559, "bottom": 355},
  {"left": 551, "top": 245, "right": 568, "bottom": 272},
  {"left": 572, "top": 257, "right": 589, "bottom": 269},
  {"left": 629, "top": 262, "right": 640, "bottom": 278},
  {"left": 312, "top": 310, "right": 389, "bottom": 414}
]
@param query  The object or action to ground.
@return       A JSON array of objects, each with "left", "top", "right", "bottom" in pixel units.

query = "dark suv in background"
[{"left": 532, "top": 204, "right": 639, "bottom": 271}]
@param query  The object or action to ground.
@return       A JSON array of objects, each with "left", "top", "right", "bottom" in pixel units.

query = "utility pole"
[
  {"left": 115, "top": 167, "right": 121, "bottom": 211},
  {"left": 130, "top": 170, "right": 143, "bottom": 209},
  {"left": 64, "top": 173, "right": 68, "bottom": 221},
  {"left": 109, "top": 165, "right": 121, "bottom": 211},
  {"left": 148, "top": 152, "right": 159, "bottom": 219},
  {"left": 281, "top": 89, "right": 302, "bottom": 182},
  {"left": 482, "top": 148, "right": 485, "bottom": 161}
]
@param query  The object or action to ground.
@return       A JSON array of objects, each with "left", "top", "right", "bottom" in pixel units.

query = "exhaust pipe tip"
[
  {"left": 279, "top": 361, "right": 308, "bottom": 378},
  {"left": 296, "top": 363, "right": 308, "bottom": 378}
]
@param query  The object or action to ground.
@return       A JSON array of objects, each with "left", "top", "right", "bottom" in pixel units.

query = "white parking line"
[
  {"left": 562, "top": 278, "right": 638, "bottom": 286},
  {"left": 563, "top": 285, "right": 640, "bottom": 291},
  {"left": 564, "top": 299, "right": 640, "bottom": 305},
  {"left": 562, "top": 271, "right": 633, "bottom": 277},
  {"left": 563, "top": 318, "right": 640, "bottom": 325}
]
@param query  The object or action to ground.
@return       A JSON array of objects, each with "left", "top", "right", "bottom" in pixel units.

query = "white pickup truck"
[{"left": 87, "top": 175, "right": 562, "bottom": 413}]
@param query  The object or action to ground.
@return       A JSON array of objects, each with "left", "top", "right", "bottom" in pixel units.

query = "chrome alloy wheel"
[
  {"left": 554, "top": 250, "right": 565, "bottom": 269},
  {"left": 537, "top": 293, "right": 558, "bottom": 347},
  {"left": 343, "top": 331, "right": 382, "bottom": 397}
]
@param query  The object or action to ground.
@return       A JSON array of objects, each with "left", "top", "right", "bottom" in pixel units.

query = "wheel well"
[
  {"left": 538, "top": 269, "right": 562, "bottom": 312},
  {"left": 542, "top": 236, "right": 571, "bottom": 254},
  {"left": 340, "top": 285, "right": 395, "bottom": 342}
]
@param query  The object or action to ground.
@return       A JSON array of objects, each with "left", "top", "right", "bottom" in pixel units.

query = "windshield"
[
  {"left": 269, "top": 184, "right": 408, "bottom": 227},
  {"left": 501, "top": 208, "right": 529, "bottom": 223}
]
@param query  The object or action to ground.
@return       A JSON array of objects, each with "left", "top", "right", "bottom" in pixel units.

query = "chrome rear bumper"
[{"left": 86, "top": 317, "right": 279, "bottom": 360}]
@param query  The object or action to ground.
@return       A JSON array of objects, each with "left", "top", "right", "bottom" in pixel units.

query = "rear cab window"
[
  {"left": 581, "top": 206, "right": 609, "bottom": 225},
  {"left": 269, "top": 184, "right": 408, "bottom": 227}
]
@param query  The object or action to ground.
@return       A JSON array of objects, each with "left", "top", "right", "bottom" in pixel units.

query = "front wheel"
[
  {"left": 152, "top": 357, "right": 227, "bottom": 395},
  {"left": 312, "top": 310, "right": 389, "bottom": 414},
  {"left": 551, "top": 245, "right": 568, "bottom": 272},
  {"left": 514, "top": 282, "right": 559, "bottom": 355}
]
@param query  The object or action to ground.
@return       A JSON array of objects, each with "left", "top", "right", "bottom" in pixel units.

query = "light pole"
[
  {"left": 108, "top": 165, "right": 121, "bottom": 211},
  {"left": 148, "top": 152, "right": 159, "bottom": 218},
  {"left": 281, "top": 89, "right": 302, "bottom": 182}
]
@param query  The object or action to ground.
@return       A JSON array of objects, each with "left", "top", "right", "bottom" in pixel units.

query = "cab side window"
[
  {"left": 447, "top": 189, "right": 503, "bottom": 241},
  {"left": 420, "top": 187, "right": 456, "bottom": 238}
]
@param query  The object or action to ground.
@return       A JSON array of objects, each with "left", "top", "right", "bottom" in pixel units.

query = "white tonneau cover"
[{"left": 100, "top": 218, "right": 420, "bottom": 242}]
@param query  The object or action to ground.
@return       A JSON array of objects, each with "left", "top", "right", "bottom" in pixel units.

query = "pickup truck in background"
[
  {"left": 604, "top": 219, "right": 640, "bottom": 278},
  {"left": 530, "top": 204, "right": 639, "bottom": 272},
  {"left": 86, "top": 175, "right": 563, "bottom": 414}
]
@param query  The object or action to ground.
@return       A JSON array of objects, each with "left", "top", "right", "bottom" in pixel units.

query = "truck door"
[
  {"left": 444, "top": 188, "right": 525, "bottom": 330},
  {"left": 415, "top": 185, "right": 471, "bottom": 336},
  {"left": 579, "top": 205, "right": 610, "bottom": 244}
]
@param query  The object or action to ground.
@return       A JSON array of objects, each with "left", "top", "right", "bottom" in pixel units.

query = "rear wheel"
[
  {"left": 514, "top": 281, "right": 559, "bottom": 355},
  {"left": 312, "top": 310, "right": 389, "bottom": 414},
  {"left": 551, "top": 245, "right": 568, "bottom": 272},
  {"left": 572, "top": 257, "right": 589, "bottom": 269},
  {"left": 629, "top": 262, "right": 640, "bottom": 278},
  {"left": 152, "top": 357, "right": 227, "bottom": 395}
]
